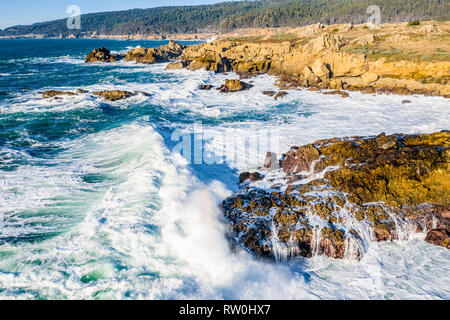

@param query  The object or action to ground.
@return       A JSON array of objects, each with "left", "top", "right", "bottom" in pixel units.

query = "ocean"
[{"left": 0, "top": 39, "right": 449, "bottom": 299}]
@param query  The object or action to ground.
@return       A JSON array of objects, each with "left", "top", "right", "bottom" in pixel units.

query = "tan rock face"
[
  {"left": 42, "top": 90, "right": 76, "bottom": 98},
  {"left": 222, "top": 131, "right": 450, "bottom": 260},
  {"left": 361, "top": 72, "right": 379, "bottom": 85},
  {"left": 165, "top": 61, "right": 186, "bottom": 70},
  {"left": 218, "top": 79, "right": 253, "bottom": 92},
  {"left": 92, "top": 90, "right": 135, "bottom": 101},
  {"left": 85, "top": 47, "right": 124, "bottom": 63},
  {"left": 176, "top": 26, "right": 449, "bottom": 97},
  {"left": 125, "top": 40, "right": 186, "bottom": 64}
]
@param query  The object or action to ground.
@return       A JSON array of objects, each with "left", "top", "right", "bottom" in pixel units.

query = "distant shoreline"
[{"left": 0, "top": 34, "right": 215, "bottom": 41}]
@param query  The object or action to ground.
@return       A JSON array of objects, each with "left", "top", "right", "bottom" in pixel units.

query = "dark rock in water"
[
  {"left": 85, "top": 47, "right": 124, "bottom": 63},
  {"left": 262, "top": 91, "right": 276, "bottom": 97},
  {"left": 198, "top": 84, "right": 213, "bottom": 90},
  {"left": 322, "top": 90, "right": 349, "bottom": 98},
  {"left": 42, "top": 90, "right": 76, "bottom": 98},
  {"left": 76, "top": 89, "right": 88, "bottom": 94},
  {"left": 274, "top": 91, "right": 288, "bottom": 100},
  {"left": 425, "top": 229, "right": 449, "bottom": 248},
  {"left": 93, "top": 90, "right": 135, "bottom": 101},
  {"left": 218, "top": 79, "right": 253, "bottom": 93},
  {"left": 402, "top": 100, "right": 412, "bottom": 104},
  {"left": 222, "top": 131, "right": 450, "bottom": 260},
  {"left": 126, "top": 40, "right": 186, "bottom": 64},
  {"left": 239, "top": 172, "right": 263, "bottom": 184}
]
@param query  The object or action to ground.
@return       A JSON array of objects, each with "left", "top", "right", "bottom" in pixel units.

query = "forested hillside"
[{"left": 1, "top": 0, "right": 449, "bottom": 37}]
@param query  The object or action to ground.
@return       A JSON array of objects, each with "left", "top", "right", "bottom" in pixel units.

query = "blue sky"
[{"left": 0, "top": 0, "right": 225, "bottom": 29}]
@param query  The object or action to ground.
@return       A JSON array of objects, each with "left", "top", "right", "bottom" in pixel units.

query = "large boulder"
[
  {"left": 218, "top": 79, "right": 253, "bottom": 93},
  {"left": 85, "top": 48, "right": 124, "bottom": 63},
  {"left": 222, "top": 131, "right": 450, "bottom": 260}
]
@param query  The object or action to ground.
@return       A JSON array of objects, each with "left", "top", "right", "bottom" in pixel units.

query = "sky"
[{"left": 0, "top": 0, "right": 226, "bottom": 29}]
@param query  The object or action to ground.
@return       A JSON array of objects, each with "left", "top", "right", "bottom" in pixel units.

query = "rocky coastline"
[
  {"left": 79, "top": 24, "right": 449, "bottom": 260},
  {"left": 223, "top": 131, "right": 450, "bottom": 260},
  {"left": 83, "top": 21, "right": 449, "bottom": 98}
]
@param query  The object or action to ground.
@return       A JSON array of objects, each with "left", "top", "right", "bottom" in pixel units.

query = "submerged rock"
[
  {"left": 222, "top": 131, "right": 450, "bottom": 260},
  {"left": 262, "top": 90, "right": 276, "bottom": 97},
  {"left": 198, "top": 84, "right": 213, "bottom": 90}
]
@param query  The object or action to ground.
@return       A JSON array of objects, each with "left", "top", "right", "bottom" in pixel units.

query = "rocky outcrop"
[
  {"left": 92, "top": 90, "right": 135, "bottom": 101},
  {"left": 218, "top": 79, "right": 253, "bottom": 93},
  {"left": 42, "top": 89, "right": 152, "bottom": 101},
  {"left": 222, "top": 131, "right": 450, "bottom": 260},
  {"left": 85, "top": 47, "right": 124, "bottom": 63},
  {"left": 125, "top": 40, "right": 186, "bottom": 64},
  {"left": 42, "top": 90, "right": 76, "bottom": 98},
  {"left": 177, "top": 30, "right": 450, "bottom": 97}
]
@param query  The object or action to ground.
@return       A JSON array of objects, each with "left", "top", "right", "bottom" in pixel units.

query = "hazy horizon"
[{"left": 0, "top": 0, "right": 225, "bottom": 29}]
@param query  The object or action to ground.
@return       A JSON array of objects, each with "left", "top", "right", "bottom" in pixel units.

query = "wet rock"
[
  {"left": 425, "top": 229, "right": 449, "bottom": 248},
  {"left": 281, "top": 145, "right": 320, "bottom": 175},
  {"left": 262, "top": 90, "right": 276, "bottom": 97},
  {"left": 322, "top": 90, "right": 349, "bottom": 98},
  {"left": 402, "top": 100, "right": 412, "bottom": 104},
  {"left": 218, "top": 79, "right": 253, "bottom": 93},
  {"left": 198, "top": 84, "right": 213, "bottom": 90},
  {"left": 274, "top": 91, "right": 288, "bottom": 100},
  {"left": 42, "top": 90, "right": 76, "bottom": 98},
  {"left": 85, "top": 47, "right": 124, "bottom": 63},
  {"left": 239, "top": 172, "right": 263, "bottom": 184},
  {"left": 222, "top": 131, "right": 450, "bottom": 260},
  {"left": 92, "top": 90, "right": 135, "bottom": 101}
]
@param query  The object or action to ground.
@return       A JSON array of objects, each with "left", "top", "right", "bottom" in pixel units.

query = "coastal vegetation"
[{"left": 1, "top": 0, "right": 449, "bottom": 37}]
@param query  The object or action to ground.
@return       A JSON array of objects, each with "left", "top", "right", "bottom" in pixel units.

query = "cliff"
[{"left": 177, "top": 22, "right": 450, "bottom": 97}]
